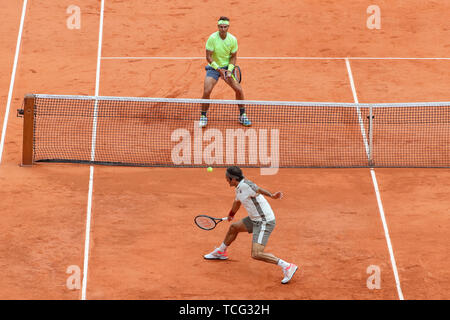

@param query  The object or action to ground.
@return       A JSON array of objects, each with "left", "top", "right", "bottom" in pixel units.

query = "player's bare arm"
[
  {"left": 205, "top": 49, "right": 214, "bottom": 65},
  {"left": 205, "top": 49, "right": 227, "bottom": 80},
  {"left": 257, "top": 187, "right": 284, "bottom": 199},
  {"left": 228, "top": 200, "right": 241, "bottom": 221}
]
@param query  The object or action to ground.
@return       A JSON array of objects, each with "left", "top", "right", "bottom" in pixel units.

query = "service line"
[{"left": 101, "top": 56, "right": 450, "bottom": 60}]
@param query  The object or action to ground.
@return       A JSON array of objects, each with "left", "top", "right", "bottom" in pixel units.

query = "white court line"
[
  {"left": 82, "top": 165, "right": 95, "bottom": 301},
  {"left": 370, "top": 169, "right": 404, "bottom": 300},
  {"left": 0, "top": 0, "right": 28, "bottom": 165},
  {"left": 345, "top": 59, "right": 404, "bottom": 300},
  {"left": 345, "top": 58, "right": 370, "bottom": 156},
  {"left": 82, "top": 0, "right": 105, "bottom": 301},
  {"left": 101, "top": 56, "right": 450, "bottom": 60}
]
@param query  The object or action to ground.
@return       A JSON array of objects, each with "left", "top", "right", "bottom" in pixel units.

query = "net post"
[
  {"left": 21, "top": 94, "right": 35, "bottom": 166},
  {"left": 368, "top": 105, "right": 374, "bottom": 167}
]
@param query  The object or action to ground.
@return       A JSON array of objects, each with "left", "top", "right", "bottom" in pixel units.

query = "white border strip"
[
  {"left": 101, "top": 56, "right": 450, "bottom": 60},
  {"left": 82, "top": 0, "right": 105, "bottom": 301},
  {"left": 32, "top": 94, "right": 450, "bottom": 108},
  {"left": 345, "top": 59, "right": 404, "bottom": 300},
  {"left": 0, "top": 0, "right": 28, "bottom": 164}
]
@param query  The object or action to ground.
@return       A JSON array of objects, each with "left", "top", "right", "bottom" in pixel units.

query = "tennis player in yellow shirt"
[{"left": 199, "top": 16, "right": 251, "bottom": 128}]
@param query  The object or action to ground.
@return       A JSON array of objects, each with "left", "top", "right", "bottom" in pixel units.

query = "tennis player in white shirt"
[{"left": 204, "top": 166, "right": 298, "bottom": 284}]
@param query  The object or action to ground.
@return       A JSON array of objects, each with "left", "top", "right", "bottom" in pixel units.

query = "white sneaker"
[
  {"left": 281, "top": 263, "right": 298, "bottom": 284},
  {"left": 239, "top": 113, "right": 252, "bottom": 126},
  {"left": 204, "top": 248, "right": 228, "bottom": 260},
  {"left": 199, "top": 115, "right": 208, "bottom": 128}
]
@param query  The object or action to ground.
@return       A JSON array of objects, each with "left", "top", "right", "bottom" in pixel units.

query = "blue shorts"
[{"left": 205, "top": 65, "right": 228, "bottom": 81}]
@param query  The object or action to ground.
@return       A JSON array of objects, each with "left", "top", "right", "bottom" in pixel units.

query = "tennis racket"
[
  {"left": 194, "top": 215, "right": 228, "bottom": 230},
  {"left": 232, "top": 65, "right": 242, "bottom": 83}
]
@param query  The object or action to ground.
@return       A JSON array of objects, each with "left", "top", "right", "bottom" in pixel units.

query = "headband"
[{"left": 218, "top": 20, "right": 230, "bottom": 26}]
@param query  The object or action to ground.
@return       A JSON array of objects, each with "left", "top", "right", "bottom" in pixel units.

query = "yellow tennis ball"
[{"left": 207, "top": 167, "right": 213, "bottom": 172}]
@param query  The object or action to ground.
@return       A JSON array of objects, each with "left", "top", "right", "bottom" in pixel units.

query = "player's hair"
[
  {"left": 218, "top": 16, "right": 230, "bottom": 22},
  {"left": 226, "top": 166, "right": 244, "bottom": 181}
]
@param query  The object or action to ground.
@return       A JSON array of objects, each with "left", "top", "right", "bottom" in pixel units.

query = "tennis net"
[{"left": 18, "top": 94, "right": 450, "bottom": 168}]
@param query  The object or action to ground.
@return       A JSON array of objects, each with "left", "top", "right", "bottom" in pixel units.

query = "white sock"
[
  {"left": 277, "top": 259, "right": 290, "bottom": 269},
  {"left": 218, "top": 242, "right": 228, "bottom": 252}
]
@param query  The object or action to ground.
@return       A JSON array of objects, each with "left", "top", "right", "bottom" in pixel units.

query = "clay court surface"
[{"left": 1, "top": 0, "right": 450, "bottom": 300}]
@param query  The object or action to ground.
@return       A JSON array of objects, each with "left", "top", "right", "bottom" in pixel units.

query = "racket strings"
[
  {"left": 233, "top": 67, "right": 241, "bottom": 83},
  {"left": 195, "top": 216, "right": 216, "bottom": 229}
]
